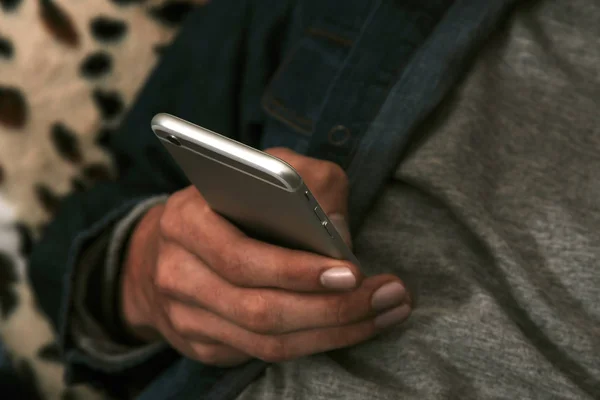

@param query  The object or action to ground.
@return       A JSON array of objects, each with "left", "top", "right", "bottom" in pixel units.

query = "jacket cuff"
[
  {"left": 102, "top": 195, "right": 168, "bottom": 346},
  {"left": 72, "top": 196, "right": 168, "bottom": 362},
  {"left": 62, "top": 196, "right": 177, "bottom": 393}
]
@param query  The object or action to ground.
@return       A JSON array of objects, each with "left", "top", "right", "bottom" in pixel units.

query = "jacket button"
[{"left": 328, "top": 125, "right": 351, "bottom": 146}]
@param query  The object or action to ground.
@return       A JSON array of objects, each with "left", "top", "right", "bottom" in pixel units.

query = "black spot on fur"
[
  {"left": 39, "top": 0, "right": 79, "bottom": 47},
  {"left": 0, "top": 36, "right": 14, "bottom": 59},
  {"left": 71, "top": 177, "right": 86, "bottom": 192},
  {"left": 0, "top": 288, "right": 17, "bottom": 319},
  {"left": 92, "top": 89, "right": 124, "bottom": 120},
  {"left": 90, "top": 16, "right": 128, "bottom": 43},
  {"left": 14, "top": 223, "right": 34, "bottom": 256},
  {"left": 95, "top": 127, "right": 114, "bottom": 148},
  {"left": 50, "top": 122, "right": 83, "bottom": 163},
  {"left": 0, "top": 367, "right": 30, "bottom": 399},
  {"left": 37, "top": 342, "right": 62, "bottom": 363},
  {"left": 16, "top": 360, "right": 43, "bottom": 400},
  {"left": 36, "top": 222, "right": 48, "bottom": 239},
  {"left": 148, "top": 1, "right": 195, "bottom": 27},
  {"left": 0, "top": 352, "right": 41, "bottom": 400},
  {"left": 153, "top": 43, "right": 169, "bottom": 56},
  {"left": 115, "top": 153, "right": 132, "bottom": 172},
  {"left": 80, "top": 51, "right": 112, "bottom": 79},
  {"left": 0, "top": 252, "right": 19, "bottom": 318},
  {"left": 35, "top": 184, "right": 61, "bottom": 215},
  {"left": 0, "top": 86, "right": 27, "bottom": 128},
  {"left": 0, "top": 0, "right": 21, "bottom": 12},
  {"left": 110, "top": 0, "right": 145, "bottom": 6},
  {"left": 83, "top": 163, "right": 113, "bottom": 182},
  {"left": 0, "top": 252, "right": 17, "bottom": 281},
  {"left": 61, "top": 390, "right": 77, "bottom": 400}
]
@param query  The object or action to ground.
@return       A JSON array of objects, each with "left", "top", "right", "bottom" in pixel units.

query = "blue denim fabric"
[
  {"left": 61, "top": 198, "right": 171, "bottom": 373},
  {"left": 260, "top": 0, "right": 453, "bottom": 232},
  {"left": 26, "top": 0, "right": 517, "bottom": 399}
]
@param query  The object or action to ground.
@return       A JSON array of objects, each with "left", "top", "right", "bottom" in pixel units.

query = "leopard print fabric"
[{"left": 0, "top": 0, "right": 206, "bottom": 398}]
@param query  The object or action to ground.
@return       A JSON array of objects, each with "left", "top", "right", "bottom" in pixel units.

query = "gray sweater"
[{"left": 238, "top": 1, "right": 600, "bottom": 399}]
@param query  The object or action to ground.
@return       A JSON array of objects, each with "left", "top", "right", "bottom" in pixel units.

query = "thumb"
[{"left": 328, "top": 213, "right": 352, "bottom": 249}]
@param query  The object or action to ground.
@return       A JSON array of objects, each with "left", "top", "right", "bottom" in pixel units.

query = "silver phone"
[{"left": 151, "top": 113, "right": 358, "bottom": 265}]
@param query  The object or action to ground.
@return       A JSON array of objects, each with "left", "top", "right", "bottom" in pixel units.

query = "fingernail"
[
  {"left": 371, "top": 281, "right": 406, "bottom": 311},
  {"left": 329, "top": 214, "right": 352, "bottom": 248},
  {"left": 320, "top": 267, "right": 356, "bottom": 290},
  {"left": 374, "top": 304, "right": 411, "bottom": 329}
]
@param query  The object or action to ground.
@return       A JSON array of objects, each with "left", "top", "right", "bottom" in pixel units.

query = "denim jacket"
[{"left": 28, "top": 0, "right": 516, "bottom": 398}]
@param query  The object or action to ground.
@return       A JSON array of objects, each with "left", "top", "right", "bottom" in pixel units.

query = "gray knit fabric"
[{"left": 237, "top": 1, "right": 600, "bottom": 399}]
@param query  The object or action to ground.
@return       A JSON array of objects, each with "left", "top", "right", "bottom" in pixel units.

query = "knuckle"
[
  {"left": 312, "top": 161, "right": 348, "bottom": 192},
  {"left": 338, "top": 172, "right": 349, "bottom": 192},
  {"left": 179, "top": 196, "right": 205, "bottom": 228},
  {"left": 167, "top": 305, "right": 190, "bottom": 334},
  {"left": 216, "top": 247, "right": 246, "bottom": 283},
  {"left": 333, "top": 297, "right": 354, "bottom": 325},
  {"left": 153, "top": 255, "right": 177, "bottom": 294},
  {"left": 238, "top": 294, "right": 276, "bottom": 333},
  {"left": 272, "top": 258, "right": 305, "bottom": 288},
  {"left": 256, "top": 337, "right": 289, "bottom": 363},
  {"left": 326, "top": 162, "right": 349, "bottom": 187},
  {"left": 160, "top": 188, "right": 203, "bottom": 239},
  {"left": 158, "top": 202, "right": 180, "bottom": 239}
]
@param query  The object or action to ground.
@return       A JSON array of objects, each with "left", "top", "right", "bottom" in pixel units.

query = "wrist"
[{"left": 120, "top": 204, "right": 164, "bottom": 343}]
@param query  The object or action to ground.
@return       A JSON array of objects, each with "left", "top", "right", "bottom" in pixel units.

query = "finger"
[
  {"left": 264, "top": 148, "right": 352, "bottom": 249},
  {"left": 188, "top": 342, "right": 252, "bottom": 367},
  {"left": 161, "top": 186, "right": 246, "bottom": 249},
  {"left": 217, "top": 235, "right": 361, "bottom": 291},
  {"left": 154, "top": 299, "right": 251, "bottom": 367},
  {"left": 161, "top": 323, "right": 251, "bottom": 367},
  {"left": 157, "top": 297, "right": 221, "bottom": 345},
  {"left": 263, "top": 147, "right": 309, "bottom": 173},
  {"left": 264, "top": 147, "right": 349, "bottom": 217},
  {"left": 162, "top": 256, "right": 408, "bottom": 334},
  {"left": 163, "top": 197, "right": 362, "bottom": 291},
  {"left": 167, "top": 301, "right": 411, "bottom": 363}
]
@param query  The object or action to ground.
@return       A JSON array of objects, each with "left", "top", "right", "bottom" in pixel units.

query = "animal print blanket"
[{"left": 0, "top": 0, "right": 206, "bottom": 397}]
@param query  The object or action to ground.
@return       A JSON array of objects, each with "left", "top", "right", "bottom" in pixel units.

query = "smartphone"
[{"left": 151, "top": 113, "right": 359, "bottom": 265}]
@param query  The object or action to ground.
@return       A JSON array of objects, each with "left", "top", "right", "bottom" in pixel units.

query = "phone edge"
[{"left": 151, "top": 113, "right": 303, "bottom": 192}]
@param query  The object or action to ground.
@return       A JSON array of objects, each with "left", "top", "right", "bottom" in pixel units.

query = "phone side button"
[
  {"left": 322, "top": 221, "right": 335, "bottom": 238},
  {"left": 314, "top": 206, "right": 328, "bottom": 222}
]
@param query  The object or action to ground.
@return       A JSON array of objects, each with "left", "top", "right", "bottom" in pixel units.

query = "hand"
[{"left": 120, "top": 148, "right": 411, "bottom": 366}]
